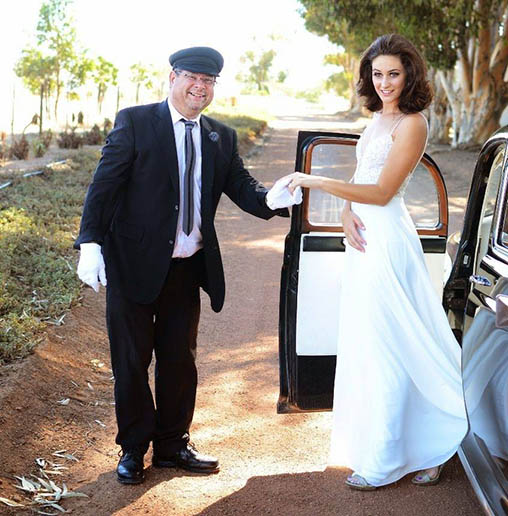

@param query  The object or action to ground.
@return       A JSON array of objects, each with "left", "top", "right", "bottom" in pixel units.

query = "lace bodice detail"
[{"left": 353, "top": 113, "right": 428, "bottom": 197}]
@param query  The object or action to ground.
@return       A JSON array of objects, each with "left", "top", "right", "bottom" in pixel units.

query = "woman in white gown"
[{"left": 286, "top": 34, "right": 468, "bottom": 489}]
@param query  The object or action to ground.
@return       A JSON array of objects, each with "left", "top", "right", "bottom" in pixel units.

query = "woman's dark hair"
[{"left": 357, "top": 34, "right": 432, "bottom": 113}]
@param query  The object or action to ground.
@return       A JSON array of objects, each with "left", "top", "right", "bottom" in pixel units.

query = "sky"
[{"left": 0, "top": 0, "right": 341, "bottom": 130}]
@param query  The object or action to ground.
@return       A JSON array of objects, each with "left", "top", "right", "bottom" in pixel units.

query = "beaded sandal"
[
  {"left": 411, "top": 464, "right": 444, "bottom": 486},
  {"left": 345, "top": 473, "right": 377, "bottom": 491}
]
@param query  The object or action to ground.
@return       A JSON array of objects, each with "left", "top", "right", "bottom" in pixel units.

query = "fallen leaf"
[{"left": 0, "top": 496, "right": 25, "bottom": 507}]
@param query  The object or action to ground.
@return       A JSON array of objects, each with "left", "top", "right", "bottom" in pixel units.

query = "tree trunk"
[
  {"left": 54, "top": 67, "right": 61, "bottom": 122},
  {"left": 98, "top": 84, "right": 104, "bottom": 114},
  {"left": 136, "top": 83, "right": 140, "bottom": 104},
  {"left": 428, "top": 70, "right": 451, "bottom": 143},
  {"left": 116, "top": 86, "right": 120, "bottom": 115},
  {"left": 39, "top": 84, "right": 44, "bottom": 134},
  {"left": 10, "top": 85, "right": 15, "bottom": 139},
  {"left": 456, "top": 83, "right": 506, "bottom": 147},
  {"left": 347, "top": 58, "right": 362, "bottom": 115},
  {"left": 438, "top": 70, "right": 464, "bottom": 148},
  {"left": 440, "top": 4, "right": 508, "bottom": 148}
]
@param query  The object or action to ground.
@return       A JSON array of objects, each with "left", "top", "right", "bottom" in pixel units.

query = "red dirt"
[{"left": 0, "top": 112, "right": 480, "bottom": 515}]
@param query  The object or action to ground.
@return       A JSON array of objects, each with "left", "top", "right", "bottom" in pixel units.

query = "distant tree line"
[{"left": 14, "top": 0, "right": 163, "bottom": 135}]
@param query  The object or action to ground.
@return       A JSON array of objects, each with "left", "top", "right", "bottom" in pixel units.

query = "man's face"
[{"left": 169, "top": 69, "right": 215, "bottom": 119}]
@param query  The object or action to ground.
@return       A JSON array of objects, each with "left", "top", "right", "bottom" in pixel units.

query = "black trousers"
[{"left": 106, "top": 250, "right": 204, "bottom": 455}]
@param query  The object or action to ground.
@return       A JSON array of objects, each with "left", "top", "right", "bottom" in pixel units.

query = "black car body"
[{"left": 278, "top": 127, "right": 508, "bottom": 515}]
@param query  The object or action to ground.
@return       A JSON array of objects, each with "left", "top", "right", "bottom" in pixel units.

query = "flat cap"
[{"left": 169, "top": 46, "right": 224, "bottom": 76}]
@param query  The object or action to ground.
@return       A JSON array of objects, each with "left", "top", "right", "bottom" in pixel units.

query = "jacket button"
[
  {"left": 175, "top": 204, "right": 179, "bottom": 211},
  {"left": 169, "top": 240, "right": 174, "bottom": 245}
]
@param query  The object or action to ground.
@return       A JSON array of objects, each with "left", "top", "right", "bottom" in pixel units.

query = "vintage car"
[{"left": 278, "top": 126, "right": 508, "bottom": 515}]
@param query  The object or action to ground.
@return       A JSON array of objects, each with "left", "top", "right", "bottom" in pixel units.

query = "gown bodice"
[{"left": 353, "top": 112, "right": 427, "bottom": 197}]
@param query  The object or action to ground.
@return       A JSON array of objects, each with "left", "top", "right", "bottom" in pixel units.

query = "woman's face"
[{"left": 371, "top": 54, "right": 406, "bottom": 109}]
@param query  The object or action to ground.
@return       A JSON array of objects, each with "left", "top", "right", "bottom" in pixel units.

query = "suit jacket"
[{"left": 75, "top": 100, "right": 287, "bottom": 312}]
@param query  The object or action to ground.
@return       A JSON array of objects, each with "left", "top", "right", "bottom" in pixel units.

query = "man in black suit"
[{"left": 75, "top": 47, "right": 298, "bottom": 484}]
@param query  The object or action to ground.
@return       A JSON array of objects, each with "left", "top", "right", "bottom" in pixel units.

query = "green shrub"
[
  {"left": 206, "top": 112, "right": 267, "bottom": 152},
  {"left": 0, "top": 148, "right": 100, "bottom": 363},
  {"left": 32, "top": 138, "right": 47, "bottom": 158}
]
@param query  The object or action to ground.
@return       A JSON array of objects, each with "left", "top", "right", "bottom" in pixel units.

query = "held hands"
[
  {"left": 266, "top": 176, "right": 303, "bottom": 210},
  {"left": 77, "top": 243, "right": 107, "bottom": 292},
  {"left": 342, "top": 207, "right": 367, "bottom": 253},
  {"left": 286, "top": 172, "right": 322, "bottom": 194}
]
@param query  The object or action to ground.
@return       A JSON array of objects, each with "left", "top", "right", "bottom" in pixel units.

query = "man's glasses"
[{"left": 174, "top": 70, "right": 217, "bottom": 87}]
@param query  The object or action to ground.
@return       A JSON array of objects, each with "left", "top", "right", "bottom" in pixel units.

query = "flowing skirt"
[{"left": 329, "top": 196, "right": 468, "bottom": 486}]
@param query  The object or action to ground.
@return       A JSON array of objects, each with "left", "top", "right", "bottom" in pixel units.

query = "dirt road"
[{"left": 0, "top": 111, "right": 480, "bottom": 515}]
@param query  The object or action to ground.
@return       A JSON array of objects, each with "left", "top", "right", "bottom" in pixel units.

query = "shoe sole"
[
  {"left": 411, "top": 465, "right": 443, "bottom": 486},
  {"left": 411, "top": 478, "right": 440, "bottom": 486},
  {"left": 152, "top": 460, "right": 220, "bottom": 474},
  {"left": 117, "top": 474, "right": 145, "bottom": 485},
  {"left": 345, "top": 480, "right": 376, "bottom": 491}
]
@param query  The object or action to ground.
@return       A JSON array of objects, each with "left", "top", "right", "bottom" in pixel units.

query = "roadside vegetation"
[
  {"left": 207, "top": 111, "right": 268, "bottom": 153},
  {"left": 0, "top": 110, "right": 267, "bottom": 364},
  {"left": 0, "top": 149, "right": 99, "bottom": 363}
]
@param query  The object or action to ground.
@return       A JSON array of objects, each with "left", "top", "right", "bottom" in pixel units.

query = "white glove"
[
  {"left": 77, "top": 242, "right": 107, "bottom": 292},
  {"left": 266, "top": 176, "right": 303, "bottom": 210}
]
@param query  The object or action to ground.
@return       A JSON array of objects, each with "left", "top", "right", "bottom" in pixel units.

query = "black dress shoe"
[
  {"left": 117, "top": 449, "right": 145, "bottom": 484},
  {"left": 152, "top": 443, "right": 219, "bottom": 474}
]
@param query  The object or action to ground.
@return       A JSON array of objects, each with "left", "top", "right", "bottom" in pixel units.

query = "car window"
[
  {"left": 308, "top": 142, "right": 356, "bottom": 226},
  {"left": 306, "top": 140, "right": 442, "bottom": 230},
  {"left": 404, "top": 163, "right": 440, "bottom": 227},
  {"left": 477, "top": 148, "right": 504, "bottom": 261},
  {"left": 496, "top": 154, "right": 508, "bottom": 250}
]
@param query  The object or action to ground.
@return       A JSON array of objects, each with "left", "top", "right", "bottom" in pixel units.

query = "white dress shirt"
[{"left": 167, "top": 99, "right": 204, "bottom": 258}]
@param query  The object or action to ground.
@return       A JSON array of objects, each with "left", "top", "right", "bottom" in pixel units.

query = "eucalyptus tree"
[
  {"left": 36, "top": 0, "right": 78, "bottom": 121},
  {"left": 130, "top": 63, "right": 154, "bottom": 104},
  {"left": 237, "top": 49, "right": 276, "bottom": 93},
  {"left": 91, "top": 57, "right": 118, "bottom": 114},
  {"left": 299, "top": 0, "right": 508, "bottom": 147},
  {"left": 14, "top": 49, "right": 57, "bottom": 134}
]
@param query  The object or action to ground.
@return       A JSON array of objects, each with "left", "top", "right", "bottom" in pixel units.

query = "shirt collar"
[{"left": 167, "top": 98, "right": 201, "bottom": 127}]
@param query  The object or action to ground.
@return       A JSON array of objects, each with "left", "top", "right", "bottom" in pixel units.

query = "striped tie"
[{"left": 182, "top": 120, "right": 196, "bottom": 235}]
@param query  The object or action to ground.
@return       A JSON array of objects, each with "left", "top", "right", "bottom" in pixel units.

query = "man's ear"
[{"left": 169, "top": 71, "right": 176, "bottom": 87}]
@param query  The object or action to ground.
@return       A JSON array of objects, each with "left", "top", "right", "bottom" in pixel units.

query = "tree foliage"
[
  {"left": 298, "top": 0, "right": 508, "bottom": 146},
  {"left": 130, "top": 63, "right": 154, "bottom": 104},
  {"left": 91, "top": 57, "right": 118, "bottom": 113},
  {"left": 236, "top": 49, "right": 276, "bottom": 93},
  {"left": 14, "top": 49, "right": 57, "bottom": 133},
  {"left": 35, "top": 0, "right": 79, "bottom": 118}
]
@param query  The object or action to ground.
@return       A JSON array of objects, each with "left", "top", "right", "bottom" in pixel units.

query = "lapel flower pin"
[{"left": 208, "top": 131, "right": 219, "bottom": 142}]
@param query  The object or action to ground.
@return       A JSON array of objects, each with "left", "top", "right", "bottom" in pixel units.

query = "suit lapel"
[
  {"left": 152, "top": 100, "right": 179, "bottom": 192},
  {"left": 200, "top": 116, "right": 217, "bottom": 206}
]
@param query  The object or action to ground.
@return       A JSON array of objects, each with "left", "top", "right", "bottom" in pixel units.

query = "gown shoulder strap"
[{"left": 389, "top": 114, "right": 406, "bottom": 135}]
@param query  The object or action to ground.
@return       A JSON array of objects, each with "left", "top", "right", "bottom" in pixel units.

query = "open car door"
[{"left": 278, "top": 130, "right": 449, "bottom": 413}]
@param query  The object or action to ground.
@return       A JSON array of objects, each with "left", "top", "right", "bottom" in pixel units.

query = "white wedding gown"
[{"left": 329, "top": 113, "right": 468, "bottom": 486}]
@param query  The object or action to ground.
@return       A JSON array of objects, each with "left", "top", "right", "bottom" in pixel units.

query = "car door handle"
[{"left": 469, "top": 274, "right": 492, "bottom": 287}]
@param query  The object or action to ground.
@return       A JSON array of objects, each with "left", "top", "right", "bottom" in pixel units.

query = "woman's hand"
[
  {"left": 287, "top": 172, "right": 323, "bottom": 194},
  {"left": 342, "top": 207, "right": 367, "bottom": 253}
]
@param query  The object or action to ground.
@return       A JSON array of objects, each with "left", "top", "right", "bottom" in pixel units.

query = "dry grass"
[{"left": 0, "top": 149, "right": 100, "bottom": 363}]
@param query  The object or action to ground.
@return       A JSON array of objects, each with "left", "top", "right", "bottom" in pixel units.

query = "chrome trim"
[
  {"left": 470, "top": 275, "right": 493, "bottom": 287},
  {"left": 488, "top": 140, "right": 508, "bottom": 262},
  {"left": 458, "top": 445, "right": 496, "bottom": 516}
]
